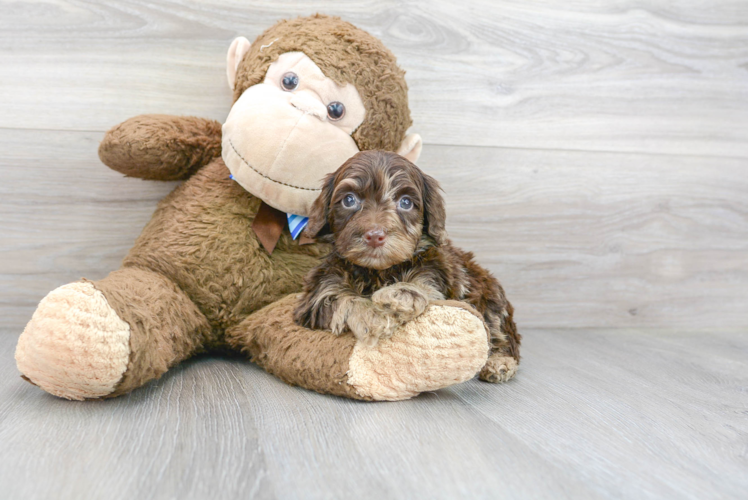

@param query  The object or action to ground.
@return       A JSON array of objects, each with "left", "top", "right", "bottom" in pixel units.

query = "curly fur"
[{"left": 294, "top": 151, "right": 521, "bottom": 381}]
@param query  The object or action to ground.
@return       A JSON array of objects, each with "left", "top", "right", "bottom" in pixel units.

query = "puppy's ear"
[
  {"left": 303, "top": 172, "right": 336, "bottom": 240},
  {"left": 421, "top": 171, "right": 447, "bottom": 245}
]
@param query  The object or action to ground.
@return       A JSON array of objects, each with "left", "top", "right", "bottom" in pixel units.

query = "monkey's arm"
[
  {"left": 228, "top": 294, "right": 491, "bottom": 401},
  {"left": 98, "top": 114, "right": 222, "bottom": 181}
]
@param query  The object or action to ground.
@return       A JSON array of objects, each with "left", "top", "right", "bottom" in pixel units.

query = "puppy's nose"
[{"left": 364, "top": 228, "right": 386, "bottom": 248}]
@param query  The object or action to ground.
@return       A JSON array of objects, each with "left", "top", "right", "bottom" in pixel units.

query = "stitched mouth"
[{"left": 227, "top": 138, "right": 322, "bottom": 192}]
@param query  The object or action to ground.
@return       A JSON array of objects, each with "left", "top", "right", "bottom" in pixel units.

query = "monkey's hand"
[
  {"left": 99, "top": 114, "right": 223, "bottom": 181},
  {"left": 330, "top": 297, "right": 397, "bottom": 346},
  {"left": 372, "top": 283, "right": 432, "bottom": 324}
]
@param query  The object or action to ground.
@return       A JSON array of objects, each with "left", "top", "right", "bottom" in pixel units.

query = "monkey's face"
[
  {"left": 306, "top": 151, "right": 447, "bottom": 271},
  {"left": 222, "top": 52, "right": 366, "bottom": 216}
]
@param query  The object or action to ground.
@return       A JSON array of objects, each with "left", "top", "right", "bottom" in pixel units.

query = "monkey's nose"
[
  {"left": 364, "top": 228, "right": 386, "bottom": 248},
  {"left": 290, "top": 92, "right": 327, "bottom": 120}
]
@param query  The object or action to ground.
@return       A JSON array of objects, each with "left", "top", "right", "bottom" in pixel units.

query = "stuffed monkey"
[{"left": 15, "top": 15, "right": 491, "bottom": 401}]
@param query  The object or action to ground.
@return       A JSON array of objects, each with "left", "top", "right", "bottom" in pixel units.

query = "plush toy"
[{"left": 15, "top": 14, "right": 491, "bottom": 401}]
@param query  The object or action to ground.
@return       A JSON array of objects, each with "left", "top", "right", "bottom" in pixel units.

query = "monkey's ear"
[
  {"left": 421, "top": 171, "right": 447, "bottom": 246},
  {"left": 303, "top": 173, "right": 336, "bottom": 240},
  {"left": 227, "top": 37, "right": 252, "bottom": 90},
  {"left": 397, "top": 133, "right": 423, "bottom": 163}
]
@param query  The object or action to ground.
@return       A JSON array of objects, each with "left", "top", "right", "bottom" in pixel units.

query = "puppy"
[{"left": 294, "top": 150, "right": 521, "bottom": 382}]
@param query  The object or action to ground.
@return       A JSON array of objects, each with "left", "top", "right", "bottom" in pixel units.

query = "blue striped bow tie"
[{"left": 287, "top": 214, "right": 309, "bottom": 240}]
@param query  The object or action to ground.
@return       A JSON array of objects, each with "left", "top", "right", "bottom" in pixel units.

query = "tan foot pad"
[
  {"left": 15, "top": 282, "right": 131, "bottom": 400},
  {"left": 347, "top": 303, "right": 490, "bottom": 401}
]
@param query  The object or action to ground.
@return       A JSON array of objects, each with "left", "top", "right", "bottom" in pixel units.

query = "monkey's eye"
[
  {"left": 281, "top": 72, "right": 299, "bottom": 91},
  {"left": 398, "top": 196, "right": 413, "bottom": 210},
  {"left": 327, "top": 102, "right": 345, "bottom": 120},
  {"left": 342, "top": 193, "right": 359, "bottom": 208}
]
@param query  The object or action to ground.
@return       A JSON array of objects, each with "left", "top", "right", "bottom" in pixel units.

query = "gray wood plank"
[
  {"left": 0, "top": 339, "right": 274, "bottom": 499},
  {"left": 0, "top": 0, "right": 746, "bottom": 157},
  {"left": 419, "top": 145, "right": 748, "bottom": 330},
  {"left": 456, "top": 329, "right": 748, "bottom": 499},
  {"left": 1, "top": 329, "right": 745, "bottom": 500},
  {"left": 0, "top": 129, "right": 179, "bottom": 330},
  {"left": 2, "top": 129, "right": 746, "bottom": 332}
]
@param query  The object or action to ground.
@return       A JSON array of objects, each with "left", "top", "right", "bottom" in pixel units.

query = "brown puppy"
[{"left": 294, "top": 150, "right": 521, "bottom": 382}]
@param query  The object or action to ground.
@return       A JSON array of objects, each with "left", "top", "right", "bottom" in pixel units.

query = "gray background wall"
[{"left": 2, "top": 1, "right": 746, "bottom": 334}]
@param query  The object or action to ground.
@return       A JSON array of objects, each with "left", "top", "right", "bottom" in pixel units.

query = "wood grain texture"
[
  {"left": 419, "top": 145, "right": 748, "bottom": 330},
  {"left": 0, "top": 0, "right": 746, "bottom": 156},
  {"left": 1, "top": 329, "right": 746, "bottom": 499},
  {"left": 0, "top": 129, "right": 180, "bottom": 330},
  {"left": 2, "top": 130, "right": 746, "bottom": 330}
]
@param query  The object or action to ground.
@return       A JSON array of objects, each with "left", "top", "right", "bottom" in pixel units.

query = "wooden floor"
[
  {"left": 1, "top": 1, "right": 747, "bottom": 498},
  {"left": 1, "top": 329, "right": 746, "bottom": 499}
]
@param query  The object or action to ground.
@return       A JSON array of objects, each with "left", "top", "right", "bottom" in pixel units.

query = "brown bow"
[{"left": 252, "top": 202, "right": 314, "bottom": 254}]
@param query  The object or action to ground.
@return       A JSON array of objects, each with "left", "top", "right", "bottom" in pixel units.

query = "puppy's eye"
[
  {"left": 398, "top": 196, "right": 413, "bottom": 210},
  {"left": 327, "top": 102, "right": 345, "bottom": 120},
  {"left": 342, "top": 193, "right": 359, "bottom": 208},
  {"left": 281, "top": 72, "right": 299, "bottom": 91}
]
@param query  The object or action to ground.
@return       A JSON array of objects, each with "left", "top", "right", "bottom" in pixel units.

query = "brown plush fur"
[
  {"left": 226, "top": 296, "right": 491, "bottom": 400},
  {"left": 89, "top": 269, "right": 213, "bottom": 397},
  {"left": 84, "top": 16, "right": 415, "bottom": 393},
  {"left": 99, "top": 114, "right": 223, "bottom": 181},
  {"left": 233, "top": 14, "right": 412, "bottom": 152},
  {"left": 225, "top": 294, "right": 363, "bottom": 400},
  {"left": 121, "top": 159, "right": 328, "bottom": 332},
  {"left": 294, "top": 151, "right": 521, "bottom": 381}
]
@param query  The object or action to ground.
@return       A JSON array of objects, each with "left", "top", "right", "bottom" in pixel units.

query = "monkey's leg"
[
  {"left": 226, "top": 295, "right": 490, "bottom": 401},
  {"left": 16, "top": 267, "right": 212, "bottom": 400},
  {"left": 479, "top": 304, "right": 521, "bottom": 383}
]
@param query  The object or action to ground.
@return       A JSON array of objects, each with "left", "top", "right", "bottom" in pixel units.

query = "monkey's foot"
[
  {"left": 347, "top": 301, "right": 490, "bottom": 400},
  {"left": 15, "top": 282, "right": 131, "bottom": 400},
  {"left": 479, "top": 354, "right": 518, "bottom": 383}
]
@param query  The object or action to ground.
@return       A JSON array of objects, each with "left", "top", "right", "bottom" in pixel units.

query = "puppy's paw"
[
  {"left": 346, "top": 302, "right": 397, "bottom": 346},
  {"left": 479, "top": 355, "right": 518, "bottom": 383},
  {"left": 329, "top": 309, "right": 347, "bottom": 336},
  {"left": 372, "top": 283, "right": 429, "bottom": 322},
  {"left": 351, "top": 313, "right": 396, "bottom": 347}
]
